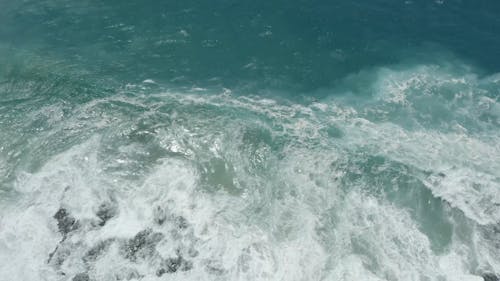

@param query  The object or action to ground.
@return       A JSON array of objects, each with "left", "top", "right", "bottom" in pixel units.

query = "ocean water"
[{"left": 0, "top": 1, "right": 499, "bottom": 280}]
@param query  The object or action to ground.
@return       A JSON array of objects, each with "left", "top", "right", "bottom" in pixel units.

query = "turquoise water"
[{"left": 0, "top": 1, "right": 499, "bottom": 281}]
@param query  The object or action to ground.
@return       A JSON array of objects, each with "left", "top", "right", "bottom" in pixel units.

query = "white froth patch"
[
  {"left": 428, "top": 168, "right": 500, "bottom": 225},
  {"left": 1, "top": 58, "right": 500, "bottom": 280},
  {"left": 0, "top": 206, "right": 59, "bottom": 281},
  {"left": 326, "top": 255, "right": 386, "bottom": 281},
  {"left": 0, "top": 137, "right": 105, "bottom": 280},
  {"left": 149, "top": 83, "right": 498, "bottom": 277},
  {"left": 343, "top": 117, "right": 500, "bottom": 225},
  {"left": 329, "top": 192, "right": 440, "bottom": 280}
]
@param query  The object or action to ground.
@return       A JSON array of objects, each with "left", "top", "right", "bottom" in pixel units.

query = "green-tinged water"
[{"left": 0, "top": 1, "right": 499, "bottom": 281}]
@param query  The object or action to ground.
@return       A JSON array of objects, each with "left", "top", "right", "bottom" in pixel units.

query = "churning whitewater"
[{"left": 0, "top": 53, "right": 499, "bottom": 281}]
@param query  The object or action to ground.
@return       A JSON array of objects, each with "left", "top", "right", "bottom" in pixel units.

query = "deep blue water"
[{"left": 2, "top": 0, "right": 500, "bottom": 90}]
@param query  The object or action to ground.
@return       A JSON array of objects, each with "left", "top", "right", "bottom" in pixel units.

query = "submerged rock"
[
  {"left": 96, "top": 202, "right": 117, "bottom": 226},
  {"left": 54, "top": 208, "right": 78, "bottom": 236},
  {"left": 123, "top": 228, "right": 164, "bottom": 261},
  {"left": 153, "top": 206, "right": 167, "bottom": 225},
  {"left": 83, "top": 239, "right": 115, "bottom": 263},
  {"left": 47, "top": 244, "right": 71, "bottom": 266},
  {"left": 175, "top": 216, "right": 189, "bottom": 230},
  {"left": 72, "top": 273, "right": 90, "bottom": 281},
  {"left": 156, "top": 255, "right": 193, "bottom": 276},
  {"left": 483, "top": 273, "right": 499, "bottom": 281}
]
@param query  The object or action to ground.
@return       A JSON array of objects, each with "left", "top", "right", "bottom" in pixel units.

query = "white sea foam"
[{"left": 1, "top": 59, "right": 499, "bottom": 281}]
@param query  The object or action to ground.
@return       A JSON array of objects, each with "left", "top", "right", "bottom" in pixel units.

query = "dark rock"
[
  {"left": 47, "top": 245, "right": 59, "bottom": 264},
  {"left": 176, "top": 216, "right": 189, "bottom": 230},
  {"left": 156, "top": 268, "right": 167, "bottom": 277},
  {"left": 47, "top": 244, "right": 71, "bottom": 266},
  {"left": 157, "top": 256, "right": 192, "bottom": 275},
  {"left": 96, "top": 203, "right": 117, "bottom": 226},
  {"left": 153, "top": 206, "right": 167, "bottom": 225},
  {"left": 164, "top": 257, "right": 182, "bottom": 273},
  {"left": 125, "top": 229, "right": 149, "bottom": 258},
  {"left": 123, "top": 229, "right": 164, "bottom": 261},
  {"left": 83, "top": 239, "right": 114, "bottom": 263},
  {"left": 72, "top": 273, "right": 90, "bottom": 281},
  {"left": 493, "top": 225, "right": 500, "bottom": 234},
  {"left": 483, "top": 273, "right": 499, "bottom": 281},
  {"left": 54, "top": 208, "right": 78, "bottom": 236}
]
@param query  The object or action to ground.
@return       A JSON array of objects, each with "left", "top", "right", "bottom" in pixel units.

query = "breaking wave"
[{"left": 0, "top": 54, "right": 499, "bottom": 281}]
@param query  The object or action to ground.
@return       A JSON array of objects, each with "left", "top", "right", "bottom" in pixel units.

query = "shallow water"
[{"left": 0, "top": 1, "right": 499, "bottom": 281}]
